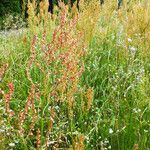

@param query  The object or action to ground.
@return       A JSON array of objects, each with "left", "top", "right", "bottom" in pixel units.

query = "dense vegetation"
[
  {"left": 0, "top": 0, "right": 75, "bottom": 16},
  {"left": 0, "top": 0, "right": 22, "bottom": 16},
  {"left": 0, "top": 0, "right": 70, "bottom": 30},
  {"left": 0, "top": 0, "right": 149, "bottom": 150}
]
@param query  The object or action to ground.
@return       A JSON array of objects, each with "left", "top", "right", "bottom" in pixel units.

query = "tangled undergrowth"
[{"left": 0, "top": 0, "right": 149, "bottom": 149}]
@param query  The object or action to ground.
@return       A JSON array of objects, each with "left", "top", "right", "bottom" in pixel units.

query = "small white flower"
[
  {"left": 9, "top": 143, "right": 15, "bottom": 147},
  {"left": 130, "top": 47, "right": 136, "bottom": 51},
  {"left": 133, "top": 108, "right": 137, "bottom": 113},
  {"left": 144, "top": 129, "right": 148, "bottom": 133},
  {"left": 128, "top": 38, "right": 132, "bottom": 42},
  {"left": 0, "top": 129, "right": 5, "bottom": 133},
  {"left": 14, "top": 140, "right": 19, "bottom": 144},
  {"left": 108, "top": 145, "right": 111, "bottom": 149},
  {"left": 55, "top": 106, "right": 59, "bottom": 110},
  {"left": 109, "top": 128, "right": 114, "bottom": 134},
  {"left": 104, "top": 140, "right": 109, "bottom": 144},
  {"left": 133, "top": 108, "right": 141, "bottom": 113},
  {"left": 129, "top": 47, "right": 137, "bottom": 54},
  {"left": 6, "top": 132, "right": 10, "bottom": 136}
]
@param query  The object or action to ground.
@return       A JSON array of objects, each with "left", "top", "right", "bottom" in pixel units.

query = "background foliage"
[{"left": 0, "top": 0, "right": 22, "bottom": 16}]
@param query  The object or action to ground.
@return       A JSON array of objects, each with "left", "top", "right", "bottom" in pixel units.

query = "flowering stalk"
[
  {"left": 86, "top": 87, "right": 94, "bottom": 111},
  {"left": 36, "top": 128, "right": 41, "bottom": 150},
  {"left": 0, "top": 63, "right": 9, "bottom": 81},
  {"left": 3, "top": 82, "right": 14, "bottom": 119},
  {"left": 73, "top": 134, "right": 85, "bottom": 150},
  {"left": 26, "top": 35, "right": 36, "bottom": 83},
  {"left": 45, "top": 107, "right": 55, "bottom": 148},
  {"left": 19, "top": 84, "right": 36, "bottom": 136},
  {"left": 134, "top": 144, "right": 138, "bottom": 150}
]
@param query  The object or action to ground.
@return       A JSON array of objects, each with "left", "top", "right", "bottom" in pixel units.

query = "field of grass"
[{"left": 0, "top": 0, "right": 149, "bottom": 150}]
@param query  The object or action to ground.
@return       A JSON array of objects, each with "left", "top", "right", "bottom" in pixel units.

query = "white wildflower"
[
  {"left": 128, "top": 38, "right": 132, "bottom": 42},
  {"left": 109, "top": 128, "right": 114, "bottom": 134},
  {"left": 144, "top": 129, "right": 148, "bottom": 133},
  {"left": 6, "top": 132, "right": 10, "bottom": 136},
  {"left": 133, "top": 108, "right": 137, "bottom": 113},
  {"left": 108, "top": 145, "right": 111, "bottom": 149},
  {"left": 9, "top": 143, "right": 15, "bottom": 147},
  {"left": 104, "top": 140, "right": 109, "bottom": 144},
  {"left": 133, "top": 108, "right": 141, "bottom": 113},
  {"left": 14, "top": 140, "right": 19, "bottom": 144},
  {"left": 129, "top": 46, "right": 137, "bottom": 56},
  {"left": 0, "top": 129, "right": 5, "bottom": 133}
]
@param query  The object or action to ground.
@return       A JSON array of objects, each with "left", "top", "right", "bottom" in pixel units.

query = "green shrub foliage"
[{"left": 0, "top": 0, "right": 22, "bottom": 16}]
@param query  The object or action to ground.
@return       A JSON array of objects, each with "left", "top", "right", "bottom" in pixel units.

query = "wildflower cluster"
[{"left": 0, "top": 1, "right": 93, "bottom": 149}]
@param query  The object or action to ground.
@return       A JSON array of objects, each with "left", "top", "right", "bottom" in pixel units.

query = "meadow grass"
[{"left": 0, "top": 0, "right": 149, "bottom": 149}]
